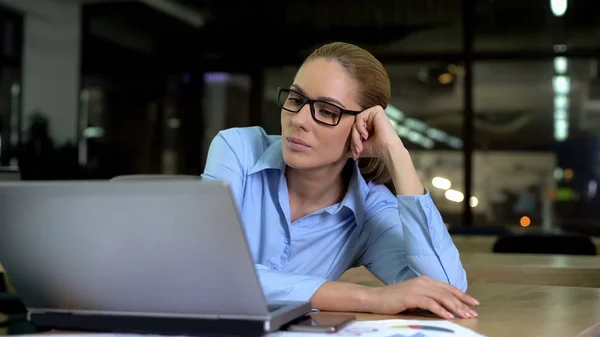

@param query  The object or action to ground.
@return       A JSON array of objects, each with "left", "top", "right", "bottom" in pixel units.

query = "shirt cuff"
[
  {"left": 285, "top": 277, "right": 328, "bottom": 302},
  {"left": 396, "top": 189, "right": 450, "bottom": 255}
]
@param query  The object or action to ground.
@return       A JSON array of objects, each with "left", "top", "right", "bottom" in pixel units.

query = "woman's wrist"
[
  {"left": 380, "top": 142, "right": 425, "bottom": 196},
  {"left": 360, "top": 286, "right": 382, "bottom": 313},
  {"left": 310, "top": 281, "right": 379, "bottom": 313}
]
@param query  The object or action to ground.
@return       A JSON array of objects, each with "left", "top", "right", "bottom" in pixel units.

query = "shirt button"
[
  {"left": 271, "top": 266, "right": 279, "bottom": 271},
  {"left": 284, "top": 238, "right": 290, "bottom": 244},
  {"left": 423, "top": 200, "right": 431, "bottom": 208}
]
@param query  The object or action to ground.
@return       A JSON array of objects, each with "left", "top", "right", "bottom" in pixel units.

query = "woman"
[{"left": 202, "top": 42, "right": 479, "bottom": 320}]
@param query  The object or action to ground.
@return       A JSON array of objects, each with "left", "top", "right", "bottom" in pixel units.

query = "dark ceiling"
[
  {"left": 79, "top": 0, "right": 600, "bottom": 75},
  {"left": 81, "top": 0, "right": 454, "bottom": 73}
]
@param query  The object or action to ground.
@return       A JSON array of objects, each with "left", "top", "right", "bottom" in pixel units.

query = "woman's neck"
[{"left": 285, "top": 159, "right": 352, "bottom": 221}]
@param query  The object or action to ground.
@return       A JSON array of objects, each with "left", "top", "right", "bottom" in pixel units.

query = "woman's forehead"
[{"left": 293, "top": 59, "right": 360, "bottom": 110}]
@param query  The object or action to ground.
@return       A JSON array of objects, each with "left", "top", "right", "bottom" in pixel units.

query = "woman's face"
[{"left": 281, "top": 58, "right": 362, "bottom": 171}]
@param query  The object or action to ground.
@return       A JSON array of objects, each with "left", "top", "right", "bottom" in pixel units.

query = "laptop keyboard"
[{"left": 267, "top": 304, "right": 283, "bottom": 312}]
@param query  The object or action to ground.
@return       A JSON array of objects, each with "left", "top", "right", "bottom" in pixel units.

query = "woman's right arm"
[
  {"left": 201, "top": 131, "right": 246, "bottom": 210},
  {"left": 310, "top": 277, "right": 475, "bottom": 319},
  {"left": 202, "top": 129, "right": 329, "bottom": 302}
]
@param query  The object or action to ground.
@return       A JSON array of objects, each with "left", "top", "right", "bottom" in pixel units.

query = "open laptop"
[{"left": 0, "top": 180, "right": 311, "bottom": 336}]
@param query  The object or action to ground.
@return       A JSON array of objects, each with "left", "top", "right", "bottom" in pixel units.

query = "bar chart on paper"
[{"left": 275, "top": 319, "right": 486, "bottom": 337}]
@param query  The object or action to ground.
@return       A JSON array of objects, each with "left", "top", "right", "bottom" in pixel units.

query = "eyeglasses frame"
[{"left": 277, "top": 87, "right": 363, "bottom": 126}]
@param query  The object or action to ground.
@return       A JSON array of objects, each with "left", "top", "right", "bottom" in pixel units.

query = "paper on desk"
[{"left": 273, "top": 319, "right": 486, "bottom": 337}]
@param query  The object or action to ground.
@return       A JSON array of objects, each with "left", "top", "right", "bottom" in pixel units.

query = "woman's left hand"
[{"left": 350, "top": 105, "right": 404, "bottom": 160}]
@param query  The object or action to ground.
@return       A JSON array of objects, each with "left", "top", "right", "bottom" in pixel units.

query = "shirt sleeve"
[
  {"left": 200, "top": 131, "right": 245, "bottom": 210},
  {"left": 255, "top": 264, "right": 328, "bottom": 302},
  {"left": 355, "top": 189, "right": 468, "bottom": 292},
  {"left": 201, "top": 131, "right": 328, "bottom": 302}
]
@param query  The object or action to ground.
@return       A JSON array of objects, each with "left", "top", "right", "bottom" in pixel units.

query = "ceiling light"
[
  {"left": 554, "top": 57, "right": 568, "bottom": 74},
  {"left": 554, "top": 109, "right": 567, "bottom": 120},
  {"left": 554, "top": 119, "right": 568, "bottom": 141},
  {"left": 550, "top": 0, "right": 568, "bottom": 17},
  {"left": 553, "top": 76, "right": 570, "bottom": 94},
  {"left": 554, "top": 95, "right": 570, "bottom": 110}
]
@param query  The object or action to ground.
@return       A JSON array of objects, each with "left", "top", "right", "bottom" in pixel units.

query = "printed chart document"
[{"left": 274, "top": 319, "right": 485, "bottom": 337}]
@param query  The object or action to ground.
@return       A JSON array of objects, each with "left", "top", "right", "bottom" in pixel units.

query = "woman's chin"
[{"left": 282, "top": 150, "right": 315, "bottom": 170}]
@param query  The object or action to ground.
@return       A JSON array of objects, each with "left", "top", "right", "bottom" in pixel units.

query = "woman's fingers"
[
  {"left": 418, "top": 297, "right": 455, "bottom": 320},
  {"left": 354, "top": 113, "right": 369, "bottom": 140},
  {"left": 370, "top": 277, "right": 478, "bottom": 320},
  {"left": 410, "top": 277, "right": 477, "bottom": 319},
  {"left": 428, "top": 288, "right": 478, "bottom": 319},
  {"left": 351, "top": 124, "right": 363, "bottom": 160},
  {"left": 431, "top": 278, "right": 480, "bottom": 306}
]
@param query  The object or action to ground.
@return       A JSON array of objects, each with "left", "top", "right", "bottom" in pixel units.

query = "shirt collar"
[
  {"left": 248, "top": 139, "right": 369, "bottom": 226},
  {"left": 330, "top": 160, "right": 368, "bottom": 226},
  {"left": 248, "top": 138, "right": 286, "bottom": 175}
]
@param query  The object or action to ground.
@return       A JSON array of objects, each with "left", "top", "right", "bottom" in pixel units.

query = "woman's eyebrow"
[{"left": 291, "top": 84, "right": 347, "bottom": 109}]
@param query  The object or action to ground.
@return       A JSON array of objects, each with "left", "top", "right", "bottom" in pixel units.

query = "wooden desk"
[
  {"left": 451, "top": 235, "right": 600, "bottom": 254},
  {"left": 461, "top": 252, "right": 600, "bottom": 268},
  {"left": 30, "top": 282, "right": 600, "bottom": 336},
  {"left": 462, "top": 252, "right": 600, "bottom": 287},
  {"left": 315, "top": 282, "right": 600, "bottom": 337},
  {"left": 340, "top": 252, "right": 600, "bottom": 287}
]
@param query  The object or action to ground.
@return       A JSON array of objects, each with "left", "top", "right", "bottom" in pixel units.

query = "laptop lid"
[{"left": 0, "top": 180, "right": 271, "bottom": 320}]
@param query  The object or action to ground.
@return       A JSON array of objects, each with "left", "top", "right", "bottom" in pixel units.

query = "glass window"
[
  {"left": 473, "top": 58, "right": 600, "bottom": 235},
  {"left": 386, "top": 63, "right": 465, "bottom": 227}
]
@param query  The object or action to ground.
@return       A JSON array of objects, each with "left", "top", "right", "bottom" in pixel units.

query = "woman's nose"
[{"left": 291, "top": 104, "right": 312, "bottom": 130}]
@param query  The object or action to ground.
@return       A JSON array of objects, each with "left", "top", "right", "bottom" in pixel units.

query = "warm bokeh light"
[
  {"left": 432, "top": 177, "right": 451, "bottom": 190},
  {"left": 520, "top": 216, "right": 531, "bottom": 227},
  {"left": 564, "top": 168, "right": 574, "bottom": 181},
  {"left": 469, "top": 196, "right": 479, "bottom": 207},
  {"left": 438, "top": 73, "right": 453, "bottom": 84},
  {"left": 445, "top": 189, "right": 464, "bottom": 203},
  {"left": 448, "top": 64, "right": 465, "bottom": 76}
]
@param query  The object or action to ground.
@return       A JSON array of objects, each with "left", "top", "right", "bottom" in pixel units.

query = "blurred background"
[{"left": 0, "top": 0, "right": 598, "bottom": 235}]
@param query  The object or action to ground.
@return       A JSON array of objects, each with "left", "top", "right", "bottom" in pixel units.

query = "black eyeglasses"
[{"left": 277, "top": 87, "right": 362, "bottom": 126}]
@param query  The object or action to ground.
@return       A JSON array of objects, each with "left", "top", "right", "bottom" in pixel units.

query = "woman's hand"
[
  {"left": 350, "top": 105, "right": 403, "bottom": 160},
  {"left": 365, "top": 276, "right": 479, "bottom": 319},
  {"left": 350, "top": 105, "right": 425, "bottom": 195}
]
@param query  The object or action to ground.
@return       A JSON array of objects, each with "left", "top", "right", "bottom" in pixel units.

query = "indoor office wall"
[
  {"left": 79, "top": 71, "right": 253, "bottom": 178},
  {"left": 78, "top": 75, "right": 165, "bottom": 179},
  {"left": 0, "top": 5, "right": 22, "bottom": 167},
  {"left": 262, "top": 66, "right": 296, "bottom": 135}
]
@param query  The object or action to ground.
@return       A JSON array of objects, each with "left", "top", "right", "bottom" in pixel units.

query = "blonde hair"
[{"left": 304, "top": 42, "right": 395, "bottom": 193}]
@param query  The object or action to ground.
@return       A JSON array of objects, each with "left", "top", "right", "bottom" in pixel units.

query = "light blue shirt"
[{"left": 201, "top": 126, "right": 467, "bottom": 302}]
